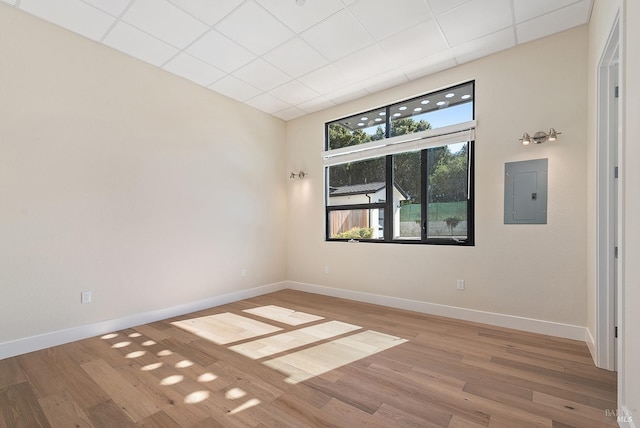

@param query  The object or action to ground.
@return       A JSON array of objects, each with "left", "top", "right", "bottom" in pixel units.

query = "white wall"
[
  {"left": 0, "top": 5, "right": 287, "bottom": 344},
  {"left": 286, "top": 27, "right": 589, "bottom": 327}
]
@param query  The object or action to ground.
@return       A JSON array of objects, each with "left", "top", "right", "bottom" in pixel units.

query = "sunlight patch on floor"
[
  {"left": 172, "top": 312, "right": 282, "bottom": 345},
  {"left": 242, "top": 305, "right": 324, "bottom": 325},
  {"left": 229, "top": 320, "right": 361, "bottom": 360},
  {"left": 263, "top": 330, "right": 408, "bottom": 384}
]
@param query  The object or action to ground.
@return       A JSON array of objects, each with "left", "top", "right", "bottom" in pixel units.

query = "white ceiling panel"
[
  {"left": 426, "top": 0, "right": 472, "bottom": 16},
  {"left": 82, "top": 0, "right": 131, "bottom": 17},
  {"left": 208, "top": 75, "right": 261, "bottom": 101},
  {"left": 255, "top": 0, "right": 344, "bottom": 33},
  {"left": 333, "top": 45, "right": 396, "bottom": 81},
  {"left": 300, "top": 8, "right": 374, "bottom": 61},
  {"left": 122, "top": 0, "right": 208, "bottom": 49},
  {"left": 245, "top": 92, "right": 291, "bottom": 114},
  {"left": 400, "top": 50, "right": 457, "bottom": 80},
  {"left": 513, "top": 0, "right": 581, "bottom": 23},
  {"left": 168, "top": 0, "right": 244, "bottom": 26},
  {"left": 233, "top": 58, "right": 291, "bottom": 92},
  {"left": 273, "top": 106, "right": 307, "bottom": 121},
  {"left": 186, "top": 30, "right": 256, "bottom": 73},
  {"left": 215, "top": 1, "right": 294, "bottom": 55},
  {"left": 298, "top": 64, "right": 359, "bottom": 94},
  {"left": 162, "top": 53, "right": 226, "bottom": 86},
  {"left": 269, "top": 80, "right": 319, "bottom": 106},
  {"left": 348, "top": 0, "right": 433, "bottom": 41},
  {"left": 263, "top": 37, "right": 328, "bottom": 78},
  {"left": 9, "top": 0, "right": 594, "bottom": 121},
  {"left": 359, "top": 69, "right": 409, "bottom": 94},
  {"left": 438, "top": 0, "right": 513, "bottom": 46},
  {"left": 517, "top": 1, "right": 592, "bottom": 44},
  {"left": 103, "top": 21, "right": 179, "bottom": 66},
  {"left": 451, "top": 27, "right": 515, "bottom": 64},
  {"left": 379, "top": 20, "right": 448, "bottom": 65},
  {"left": 20, "top": 0, "right": 114, "bottom": 41}
]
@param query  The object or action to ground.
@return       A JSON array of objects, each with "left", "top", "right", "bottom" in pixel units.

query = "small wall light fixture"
[
  {"left": 520, "top": 128, "right": 561, "bottom": 145},
  {"left": 290, "top": 171, "right": 306, "bottom": 179}
]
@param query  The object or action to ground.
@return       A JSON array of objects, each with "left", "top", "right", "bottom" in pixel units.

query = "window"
[{"left": 324, "top": 81, "right": 475, "bottom": 245}]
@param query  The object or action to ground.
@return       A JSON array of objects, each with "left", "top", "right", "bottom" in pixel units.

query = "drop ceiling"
[{"left": 1, "top": 0, "right": 593, "bottom": 120}]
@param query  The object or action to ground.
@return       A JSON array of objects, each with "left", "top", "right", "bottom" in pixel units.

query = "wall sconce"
[
  {"left": 519, "top": 128, "right": 561, "bottom": 146},
  {"left": 290, "top": 171, "right": 306, "bottom": 179}
]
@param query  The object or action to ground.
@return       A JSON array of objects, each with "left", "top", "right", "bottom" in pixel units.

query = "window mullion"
[{"left": 421, "top": 149, "right": 428, "bottom": 242}]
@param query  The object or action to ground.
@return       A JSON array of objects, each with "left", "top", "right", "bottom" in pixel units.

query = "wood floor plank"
[
  {"left": 0, "top": 290, "right": 617, "bottom": 427},
  {"left": 38, "top": 391, "right": 94, "bottom": 428},
  {"left": 0, "top": 382, "right": 50, "bottom": 428},
  {"left": 81, "top": 359, "right": 160, "bottom": 423}
]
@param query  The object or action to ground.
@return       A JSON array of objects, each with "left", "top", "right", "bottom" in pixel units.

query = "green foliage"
[
  {"left": 428, "top": 143, "right": 468, "bottom": 203},
  {"left": 333, "top": 227, "right": 373, "bottom": 239}
]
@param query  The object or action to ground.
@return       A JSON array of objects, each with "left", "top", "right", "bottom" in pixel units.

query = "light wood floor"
[{"left": 0, "top": 290, "right": 617, "bottom": 427}]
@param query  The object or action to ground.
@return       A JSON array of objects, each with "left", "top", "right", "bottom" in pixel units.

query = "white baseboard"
[
  {"left": 285, "top": 281, "right": 588, "bottom": 342},
  {"left": 585, "top": 328, "right": 597, "bottom": 365},
  {"left": 0, "top": 280, "right": 592, "bottom": 360},
  {"left": 0, "top": 282, "right": 286, "bottom": 360}
]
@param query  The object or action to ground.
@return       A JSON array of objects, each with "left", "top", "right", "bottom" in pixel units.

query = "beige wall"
[
  {"left": 0, "top": 5, "right": 287, "bottom": 343},
  {"left": 286, "top": 27, "right": 588, "bottom": 326},
  {"left": 622, "top": 0, "right": 640, "bottom": 422}
]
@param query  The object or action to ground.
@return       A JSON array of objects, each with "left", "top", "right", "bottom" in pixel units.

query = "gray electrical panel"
[{"left": 504, "top": 158, "right": 548, "bottom": 224}]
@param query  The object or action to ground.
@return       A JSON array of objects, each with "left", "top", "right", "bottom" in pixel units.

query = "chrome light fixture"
[
  {"left": 290, "top": 171, "right": 306, "bottom": 179},
  {"left": 519, "top": 128, "right": 561, "bottom": 145}
]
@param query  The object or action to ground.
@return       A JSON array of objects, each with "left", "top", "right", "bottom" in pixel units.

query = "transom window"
[{"left": 324, "top": 81, "right": 475, "bottom": 245}]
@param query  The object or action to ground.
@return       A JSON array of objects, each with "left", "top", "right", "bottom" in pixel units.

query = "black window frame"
[{"left": 324, "top": 81, "right": 475, "bottom": 246}]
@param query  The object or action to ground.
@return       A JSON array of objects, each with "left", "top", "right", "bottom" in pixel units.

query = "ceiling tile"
[
  {"left": 122, "top": 0, "right": 208, "bottom": 49},
  {"left": 517, "top": 1, "right": 591, "bottom": 44},
  {"left": 168, "top": 0, "right": 244, "bottom": 26},
  {"left": 245, "top": 92, "right": 291, "bottom": 114},
  {"left": 103, "top": 21, "right": 179, "bottom": 66},
  {"left": 215, "top": 0, "right": 294, "bottom": 55},
  {"left": 208, "top": 75, "right": 261, "bottom": 101},
  {"left": 297, "top": 96, "right": 335, "bottom": 113},
  {"left": 325, "top": 82, "right": 369, "bottom": 105},
  {"left": 427, "top": 0, "right": 471, "bottom": 16},
  {"left": 333, "top": 45, "right": 396, "bottom": 81},
  {"left": 163, "top": 53, "right": 226, "bottom": 86},
  {"left": 359, "top": 69, "right": 409, "bottom": 94},
  {"left": 348, "top": 0, "right": 433, "bottom": 41},
  {"left": 20, "top": 0, "right": 115, "bottom": 41},
  {"left": 269, "top": 80, "right": 319, "bottom": 106},
  {"left": 298, "top": 64, "right": 359, "bottom": 94},
  {"left": 379, "top": 20, "right": 449, "bottom": 65},
  {"left": 513, "top": 0, "right": 578, "bottom": 23},
  {"left": 272, "top": 106, "right": 306, "bottom": 121},
  {"left": 82, "top": 0, "right": 130, "bottom": 17},
  {"left": 438, "top": 0, "right": 513, "bottom": 46},
  {"left": 300, "top": 8, "right": 374, "bottom": 61},
  {"left": 186, "top": 30, "right": 256, "bottom": 73},
  {"left": 256, "top": 0, "right": 344, "bottom": 33},
  {"left": 263, "top": 37, "right": 328, "bottom": 78},
  {"left": 400, "top": 50, "right": 457, "bottom": 80},
  {"left": 234, "top": 58, "right": 291, "bottom": 92},
  {"left": 451, "top": 27, "right": 515, "bottom": 64}
]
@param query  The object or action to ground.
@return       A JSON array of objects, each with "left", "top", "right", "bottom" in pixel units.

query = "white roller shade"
[{"left": 322, "top": 120, "right": 476, "bottom": 167}]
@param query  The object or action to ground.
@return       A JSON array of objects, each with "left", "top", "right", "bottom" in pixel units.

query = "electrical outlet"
[
  {"left": 324, "top": 266, "right": 329, "bottom": 274},
  {"left": 241, "top": 268, "right": 247, "bottom": 277},
  {"left": 81, "top": 291, "right": 92, "bottom": 303},
  {"left": 456, "top": 280, "right": 465, "bottom": 290}
]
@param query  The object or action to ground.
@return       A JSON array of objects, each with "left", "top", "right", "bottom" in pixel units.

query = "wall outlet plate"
[
  {"left": 456, "top": 280, "right": 465, "bottom": 290},
  {"left": 81, "top": 291, "right": 92, "bottom": 303}
]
